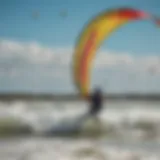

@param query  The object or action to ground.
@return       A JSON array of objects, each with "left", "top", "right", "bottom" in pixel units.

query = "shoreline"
[{"left": 0, "top": 93, "right": 160, "bottom": 101}]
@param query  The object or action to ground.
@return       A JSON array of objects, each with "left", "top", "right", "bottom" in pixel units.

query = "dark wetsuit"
[{"left": 88, "top": 90, "right": 103, "bottom": 116}]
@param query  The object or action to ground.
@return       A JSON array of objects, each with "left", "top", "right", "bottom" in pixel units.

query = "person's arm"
[{"left": 83, "top": 94, "right": 92, "bottom": 102}]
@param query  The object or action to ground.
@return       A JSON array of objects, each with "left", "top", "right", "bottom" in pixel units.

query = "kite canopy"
[{"left": 72, "top": 7, "right": 159, "bottom": 97}]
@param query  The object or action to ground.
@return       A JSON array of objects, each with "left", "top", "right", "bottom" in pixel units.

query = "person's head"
[{"left": 94, "top": 87, "right": 102, "bottom": 95}]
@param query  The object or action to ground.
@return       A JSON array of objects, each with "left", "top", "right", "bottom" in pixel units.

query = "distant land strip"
[{"left": 0, "top": 93, "right": 160, "bottom": 101}]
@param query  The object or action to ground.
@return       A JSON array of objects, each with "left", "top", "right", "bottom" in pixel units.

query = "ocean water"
[{"left": 0, "top": 99, "right": 160, "bottom": 160}]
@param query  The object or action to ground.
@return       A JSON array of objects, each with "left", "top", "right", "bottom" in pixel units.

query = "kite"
[{"left": 73, "top": 7, "right": 160, "bottom": 97}]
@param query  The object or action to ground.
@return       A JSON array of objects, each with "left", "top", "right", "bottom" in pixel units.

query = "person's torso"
[{"left": 91, "top": 94, "right": 102, "bottom": 106}]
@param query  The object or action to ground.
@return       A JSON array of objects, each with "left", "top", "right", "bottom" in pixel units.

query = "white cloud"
[
  {"left": 94, "top": 50, "right": 160, "bottom": 74},
  {"left": 0, "top": 39, "right": 72, "bottom": 65},
  {"left": 0, "top": 39, "right": 160, "bottom": 75},
  {"left": 0, "top": 39, "right": 73, "bottom": 77},
  {"left": 0, "top": 39, "right": 160, "bottom": 93},
  {"left": 95, "top": 51, "right": 134, "bottom": 67}
]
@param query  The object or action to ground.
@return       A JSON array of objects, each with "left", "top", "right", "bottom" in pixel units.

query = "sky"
[{"left": 0, "top": 0, "right": 160, "bottom": 94}]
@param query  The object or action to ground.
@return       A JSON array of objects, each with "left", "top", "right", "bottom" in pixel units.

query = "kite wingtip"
[
  {"left": 155, "top": 17, "right": 160, "bottom": 27},
  {"left": 139, "top": 11, "right": 151, "bottom": 19},
  {"left": 151, "top": 16, "right": 160, "bottom": 27}
]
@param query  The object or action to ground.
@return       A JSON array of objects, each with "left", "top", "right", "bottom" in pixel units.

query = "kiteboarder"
[{"left": 87, "top": 87, "right": 103, "bottom": 118}]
